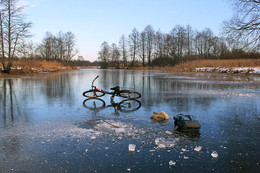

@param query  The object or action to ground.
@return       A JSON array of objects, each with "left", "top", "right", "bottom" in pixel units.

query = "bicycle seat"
[{"left": 110, "top": 86, "right": 120, "bottom": 91}]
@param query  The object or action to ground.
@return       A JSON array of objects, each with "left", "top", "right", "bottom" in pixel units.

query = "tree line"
[
  {"left": 0, "top": 0, "right": 78, "bottom": 73},
  {"left": 98, "top": 0, "right": 259, "bottom": 68},
  {"left": 98, "top": 24, "right": 259, "bottom": 68},
  {"left": 36, "top": 31, "right": 78, "bottom": 66}
]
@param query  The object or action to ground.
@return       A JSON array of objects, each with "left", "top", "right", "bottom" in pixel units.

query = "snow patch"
[{"left": 195, "top": 67, "right": 260, "bottom": 74}]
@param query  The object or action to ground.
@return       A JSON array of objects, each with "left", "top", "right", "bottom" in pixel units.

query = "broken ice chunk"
[
  {"left": 165, "top": 131, "right": 173, "bottom": 135},
  {"left": 169, "top": 160, "right": 176, "bottom": 166},
  {"left": 169, "top": 143, "right": 175, "bottom": 148},
  {"left": 211, "top": 151, "right": 218, "bottom": 158},
  {"left": 155, "top": 138, "right": 160, "bottom": 146},
  {"left": 181, "top": 148, "right": 189, "bottom": 152},
  {"left": 115, "top": 128, "right": 126, "bottom": 134},
  {"left": 155, "top": 138, "right": 177, "bottom": 149},
  {"left": 90, "top": 136, "right": 96, "bottom": 140},
  {"left": 184, "top": 156, "right": 189, "bottom": 160},
  {"left": 158, "top": 144, "right": 167, "bottom": 149},
  {"left": 194, "top": 146, "right": 202, "bottom": 152},
  {"left": 128, "top": 144, "right": 136, "bottom": 152}
]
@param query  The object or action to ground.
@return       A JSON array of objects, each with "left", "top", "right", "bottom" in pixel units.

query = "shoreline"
[
  {"left": 1, "top": 59, "right": 260, "bottom": 78},
  {"left": 1, "top": 66, "right": 259, "bottom": 79}
]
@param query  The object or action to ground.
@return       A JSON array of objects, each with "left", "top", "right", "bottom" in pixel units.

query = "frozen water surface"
[{"left": 0, "top": 69, "right": 260, "bottom": 172}]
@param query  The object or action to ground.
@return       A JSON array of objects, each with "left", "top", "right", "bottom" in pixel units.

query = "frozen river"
[{"left": 0, "top": 69, "right": 260, "bottom": 172}]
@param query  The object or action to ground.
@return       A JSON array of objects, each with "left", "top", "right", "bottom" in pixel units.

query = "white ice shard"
[
  {"left": 194, "top": 146, "right": 202, "bottom": 152},
  {"left": 165, "top": 131, "right": 173, "bottom": 135},
  {"left": 211, "top": 151, "right": 218, "bottom": 158},
  {"left": 181, "top": 148, "right": 189, "bottom": 152},
  {"left": 184, "top": 156, "right": 189, "bottom": 160},
  {"left": 169, "top": 160, "right": 176, "bottom": 166},
  {"left": 128, "top": 144, "right": 136, "bottom": 152}
]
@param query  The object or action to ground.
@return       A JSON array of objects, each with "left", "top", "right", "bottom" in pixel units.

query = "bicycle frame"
[
  {"left": 91, "top": 75, "right": 119, "bottom": 96},
  {"left": 83, "top": 75, "right": 141, "bottom": 99}
]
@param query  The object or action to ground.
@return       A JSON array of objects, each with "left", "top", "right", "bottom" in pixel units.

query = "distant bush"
[
  {"left": 151, "top": 57, "right": 177, "bottom": 67},
  {"left": 70, "top": 60, "right": 102, "bottom": 66}
]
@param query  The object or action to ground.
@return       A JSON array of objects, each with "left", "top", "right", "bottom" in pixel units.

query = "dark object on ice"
[{"left": 173, "top": 114, "right": 201, "bottom": 133}]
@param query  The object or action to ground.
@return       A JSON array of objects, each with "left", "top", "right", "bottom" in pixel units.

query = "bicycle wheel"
[
  {"left": 83, "top": 90, "right": 105, "bottom": 97},
  {"left": 119, "top": 90, "right": 141, "bottom": 99},
  {"left": 83, "top": 98, "right": 106, "bottom": 110},
  {"left": 118, "top": 99, "right": 141, "bottom": 112}
]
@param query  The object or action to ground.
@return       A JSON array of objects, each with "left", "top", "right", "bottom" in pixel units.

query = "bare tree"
[
  {"left": 138, "top": 31, "right": 146, "bottom": 66},
  {"left": 119, "top": 34, "right": 128, "bottom": 67},
  {"left": 203, "top": 28, "right": 214, "bottom": 57},
  {"left": 222, "top": 0, "right": 260, "bottom": 50},
  {"left": 128, "top": 28, "right": 139, "bottom": 66},
  {"left": 164, "top": 33, "right": 174, "bottom": 58},
  {"left": 186, "top": 25, "right": 194, "bottom": 55},
  {"left": 38, "top": 31, "right": 78, "bottom": 64},
  {"left": 17, "top": 40, "right": 36, "bottom": 58},
  {"left": 154, "top": 30, "right": 163, "bottom": 59},
  {"left": 38, "top": 32, "right": 55, "bottom": 59},
  {"left": 194, "top": 30, "right": 204, "bottom": 56},
  {"left": 111, "top": 43, "right": 120, "bottom": 68},
  {"left": 0, "top": 0, "right": 32, "bottom": 72},
  {"left": 144, "top": 25, "right": 154, "bottom": 66},
  {"left": 98, "top": 41, "right": 110, "bottom": 68},
  {"left": 63, "top": 31, "right": 78, "bottom": 65},
  {"left": 175, "top": 25, "right": 186, "bottom": 59}
]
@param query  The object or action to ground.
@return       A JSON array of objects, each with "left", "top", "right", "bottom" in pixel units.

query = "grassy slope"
[{"left": 0, "top": 59, "right": 72, "bottom": 76}]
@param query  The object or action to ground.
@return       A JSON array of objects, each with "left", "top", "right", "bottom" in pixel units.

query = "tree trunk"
[{"left": 0, "top": 12, "right": 6, "bottom": 71}]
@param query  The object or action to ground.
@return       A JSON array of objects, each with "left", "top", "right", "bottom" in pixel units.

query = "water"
[{"left": 0, "top": 69, "right": 260, "bottom": 173}]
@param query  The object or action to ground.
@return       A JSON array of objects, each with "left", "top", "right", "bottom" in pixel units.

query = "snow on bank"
[{"left": 195, "top": 67, "right": 260, "bottom": 75}]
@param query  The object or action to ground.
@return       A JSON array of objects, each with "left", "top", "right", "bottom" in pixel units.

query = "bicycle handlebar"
[
  {"left": 91, "top": 75, "right": 99, "bottom": 88},
  {"left": 94, "top": 75, "right": 99, "bottom": 81}
]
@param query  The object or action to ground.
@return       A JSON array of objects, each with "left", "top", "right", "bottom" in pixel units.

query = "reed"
[
  {"left": 0, "top": 59, "right": 72, "bottom": 74},
  {"left": 161, "top": 59, "right": 260, "bottom": 72}
]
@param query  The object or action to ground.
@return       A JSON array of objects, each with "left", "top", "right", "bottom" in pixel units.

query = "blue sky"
[{"left": 24, "top": 0, "right": 233, "bottom": 62}]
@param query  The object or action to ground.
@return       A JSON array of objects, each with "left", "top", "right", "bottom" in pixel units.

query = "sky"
[{"left": 23, "top": 0, "right": 234, "bottom": 62}]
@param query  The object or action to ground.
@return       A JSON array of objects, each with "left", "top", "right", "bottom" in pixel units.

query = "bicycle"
[{"left": 82, "top": 75, "right": 141, "bottom": 99}]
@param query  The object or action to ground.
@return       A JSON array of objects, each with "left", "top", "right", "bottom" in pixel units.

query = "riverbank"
[
  {"left": 0, "top": 59, "right": 74, "bottom": 78},
  {"left": 1, "top": 59, "right": 260, "bottom": 78},
  {"left": 135, "top": 59, "right": 260, "bottom": 75}
]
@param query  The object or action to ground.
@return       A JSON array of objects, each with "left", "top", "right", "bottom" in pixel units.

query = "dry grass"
[
  {"left": 160, "top": 59, "right": 260, "bottom": 72},
  {"left": 0, "top": 59, "right": 72, "bottom": 75}
]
